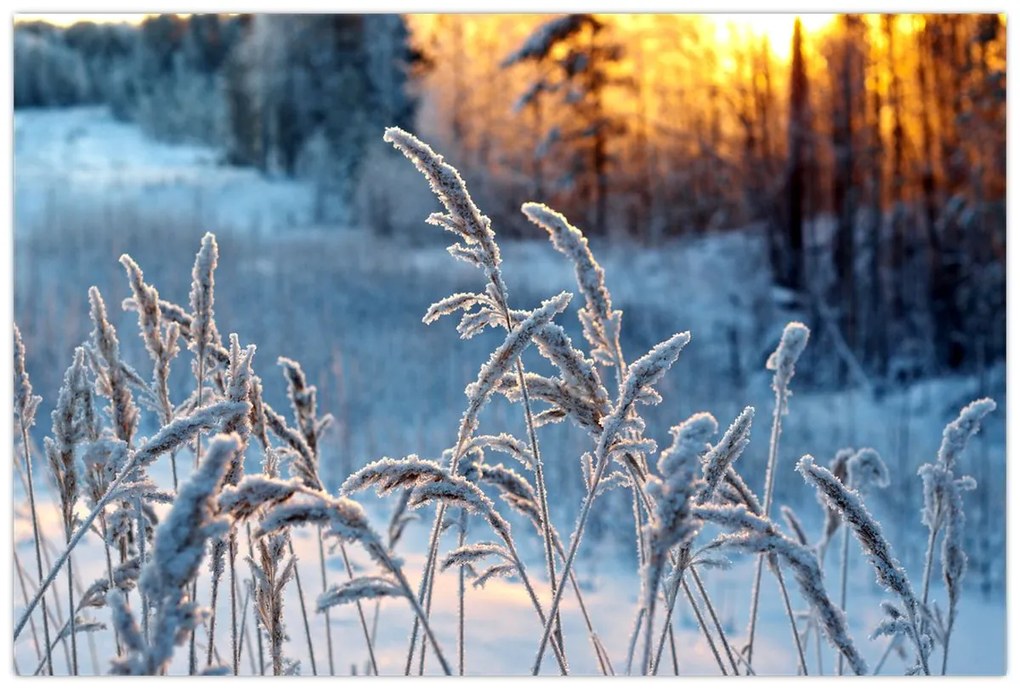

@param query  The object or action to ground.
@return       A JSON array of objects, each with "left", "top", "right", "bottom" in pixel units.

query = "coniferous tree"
[
  {"left": 783, "top": 18, "right": 808, "bottom": 295},
  {"left": 502, "top": 14, "right": 628, "bottom": 236}
]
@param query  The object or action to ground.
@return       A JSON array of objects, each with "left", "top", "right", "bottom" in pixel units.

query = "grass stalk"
[
  {"left": 284, "top": 535, "right": 316, "bottom": 675},
  {"left": 775, "top": 563, "right": 809, "bottom": 674},
  {"left": 837, "top": 521, "right": 851, "bottom": 674},
  {"left": 511, "top": 357, "right": 566, "bottom": 663},
  {"left": 136, "top": 498, "right": 149, "bottom": 644},
  {"left": 746, "top": 382, "right": 784, "bottom": 666},
  {"left": 457, "top": 508, "right": 466, "bottom": 676},
  {"left": 13, "top": 550, "right": 43, "bottom": 667},
  {"left": 18, "top": 424, "right": 54, "bottom": 675},
  {"left": 316, "top": 524, "right": 336, "bottom": 675},
  {"left": 189, "top": 364, "right": 205, "bottom": 675},
  {"left": 63, "top": 531, "right": 78, "bottom": 675},
  {"left": 98, "top": 514, "right": 122, "bottom": 657},
  {"left": 339, "top": 542, "right": 379, "bottom": 675},
  {"left": 691, "top": 567, "right": 740, "bottom": 674},
  {"left": 229, "top": 533, "right": 239, "bottom": 674},
  {"left": 531, "top": 445, "right": 612, "bottom": 674},
  {"left": 243, "top": 524, "right": 267, "bottom": 675},
  {"left": 235, "top": 577, "right": 257, "bottom": 675}
]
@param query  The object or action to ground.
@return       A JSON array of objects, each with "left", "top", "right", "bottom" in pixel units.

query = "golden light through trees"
[
  {"left": 407, "top": 13, "right": 1004, "bottom": 380},
  {"left": 704, "top": 13, "right": 835, "bottom": 62},
  {"left": 406, "top": 14, "right": 1004, "bottom": 225}
]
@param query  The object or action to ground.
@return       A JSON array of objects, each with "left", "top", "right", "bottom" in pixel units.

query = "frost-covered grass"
[{"left": 11, "top": 108, "right": 1005, "bottom": 676}]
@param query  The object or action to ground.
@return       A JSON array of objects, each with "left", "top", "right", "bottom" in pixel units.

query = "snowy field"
[{"left": 12, "top": 107, "right": 1006, "bottom": 675}]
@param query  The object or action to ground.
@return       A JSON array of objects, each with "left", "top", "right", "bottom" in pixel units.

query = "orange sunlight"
[{"left": 706, "top": 13, "right": 836, "bottom": 60}]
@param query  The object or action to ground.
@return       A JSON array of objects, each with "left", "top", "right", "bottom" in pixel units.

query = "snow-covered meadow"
[{"left": 12, "top": 107, "right": 1006, "bottom": 675}]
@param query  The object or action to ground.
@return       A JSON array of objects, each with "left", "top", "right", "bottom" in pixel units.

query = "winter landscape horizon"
[{"left": 10, "top": 12, "right": 1006, "bottom": 677}]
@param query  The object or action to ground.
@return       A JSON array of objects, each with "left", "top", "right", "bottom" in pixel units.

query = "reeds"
[
  {"left": 11, "top": 129, "right": 998, "bottom": 678},
  {"left": 13, "top": 324, "right": 54, "bottom": 675}
]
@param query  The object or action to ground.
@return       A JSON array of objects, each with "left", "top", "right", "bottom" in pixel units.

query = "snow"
[
  {"left": 13, "top": 497, "right": 1005, "bottom": 675},
  {"left": 14, "top": 107, "right": 314, "bottom": 238},
  {"left": 12, "top": 106, "right": 1006, "bottom": 675}
]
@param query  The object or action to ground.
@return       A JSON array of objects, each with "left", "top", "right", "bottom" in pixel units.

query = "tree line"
[
  {"left": 14, "top": 14, "right": 417, "bottom": 223},
  {"left": 412, "top": 13, "right": 1005, "bottom": 384},
  {"left": 13, "top": 13, "right": 1006, "bottom": 382}
]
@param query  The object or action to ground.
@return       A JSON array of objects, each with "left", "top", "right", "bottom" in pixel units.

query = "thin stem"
[
  {"left": 235, "top": 577, "right": 257, "bottom": 675},
  {"left": 370, "top": 598, "right": 382, "bottom": 656},
  {"left": 316, "top": 524, "right": 336, "bottom": 675},
  {"left": 98, "top": 514, "right": 122, "bottom": 657},
  {"left": 666, "top": 621, "right": 679, "bottom": 675},
  {"left": 920, "top": 524, "right": 940, "bottom": 609},
  {"left": 745, "top": 541, "right": 768, "bottom": 664},
  {"left": 13, "top": 550, "right": 43, "bottom": 666},
  {"left": 625, "top": 607, "right": 645, "bottom": 675},
  {"left": 512, "top": 356, "right": 565, "bottom": 664},
  {"left": 284, "top": 535, "right": 315, "bottom": 675},
  {"left": 910, "top": 525, "right": 940, "bottom": 675},
  {"left": 515, "top": 461, "right": 609, "bottom": 674},
  {"left": 838, "top": 522, "right": 851, "bottom": 675},
  {"left": 33, "top": 551, "right": 99, "bottom": 676},
  {"left": 35, "top": 536, "right": 71, "bottom": 670},
  {"left": 775, "top": 563, "right": 808, "bottom": 675},
  {"left": 907, "top": 608, "right": 931, "bottom": 675},
  {"left": 158, "top": 374, "right": 178, "bottom": 494},
  {"left": 691, "top": 567, "right": 740, "bottom": 675},
  {"left": 629, "top": 469, "right": 655, "bottom": 672},
  {"left": 682, "top": 576, "right": 728, "bottom": 675},
  {"left": 634, "top": 471, "right": 692, "bottom": 677},
  {"left": 31, "top": 604, "right": 85, "bottom": 676},
  {"left": 415, "top": 513, "right": 452, "bottom": 675},
  {"left": 815, "top": 619, "right": 824, "bottom": 674},
  {"left": 206, "top": 552, "right": 222, "bottom": 666},
  {"left": 169, "top": 450, "right": 179, "bottom": 494},
  {"left": 531, "top": 447, "right": 613, "bottom": 675},
  {"left": 415, "top": 581, "right": 430, "bottom": 675},
  {"left": 641, "top": 570, "right": 660, "bottom": 675},
  {"left": 136, "top": 498, "right": 149, "bottom": 645},
  {"left": 183, "top": 581, "right": 199, "bottom": 669},
  {"left": 190, "top": 363, "right": 205, "bottom": 675},
  {"left": 503, "top": 536, "right": 569, "bottom": 674},
  {"left": 550, "top": 532, "right": 610, "bottom": 675},
  {"left": 457, "top": 509, "right": 466, "bottom": 676},
  {"left": 404, "top": 503, "right": 444, "bottom": 675},
  {"left": 243, "top": 524, "right": 266, "bottom": 675},
  {"left": 250, "top": 580, "right": 265, "bottom": 675},
  {"left": 747, "top": 386, "right": 786, "bottom": 666},
  {"left": 339, "top": 543, "right": 379, "bottom": 675},
  {"left": 268, "top": 567, "right": 283, "bottom": 676},
  {"left": 19, "top": 424, "right": 54, "bottom": 675},
  {"left": 229, "top": 534, "right": 239, "bottom": 675},
  {"left": 651, "top": 567, "right": 727, "bottom": 676},
  {"left": 631, "top": 487, "right": 648, "bottom": 566},
  {"left": 385, "top": 556, "right": 452, "bottom": 675},
  {"left": 941, "top": 614, "right": 956, "bottom": 675},
  {"left": 64, "top": 535, "right": 78, "bottom": 675},
  {"left": 729, "top": 644, "right": 758, "bottom": 676}
]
